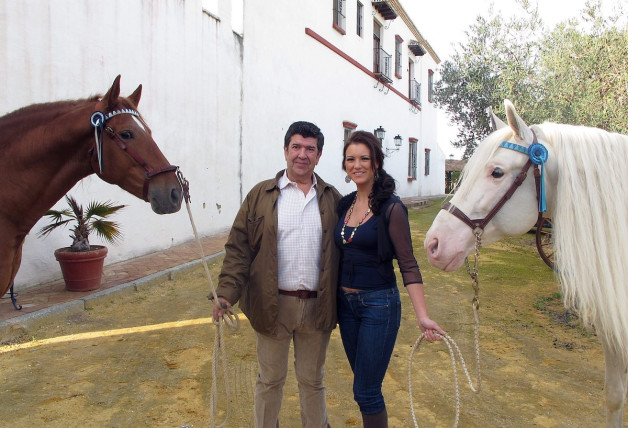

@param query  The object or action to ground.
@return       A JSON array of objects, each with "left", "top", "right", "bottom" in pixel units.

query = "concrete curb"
[{"left": 0, "top": 251, "right": 225, "bottom": 342}]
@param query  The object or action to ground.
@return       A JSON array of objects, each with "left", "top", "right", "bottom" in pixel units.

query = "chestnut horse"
[{"left": 0, "top": 75, "right": 183, "bottom": 305}]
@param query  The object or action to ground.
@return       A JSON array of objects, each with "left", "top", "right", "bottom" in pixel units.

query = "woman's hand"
[{"left": 418, "top": 317, "right": 446, "bottom": 342}]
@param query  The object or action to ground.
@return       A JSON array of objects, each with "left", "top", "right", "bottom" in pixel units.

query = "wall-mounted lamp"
[
  {"left": 374, "top": 126, "right": 386, "bottom": 143},
  {"left": 386, "top": 134, "right": 403, "bottom": 156}
]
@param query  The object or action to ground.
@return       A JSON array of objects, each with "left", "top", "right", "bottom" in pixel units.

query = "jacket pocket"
[{"left": 247, "top": 215, "right": 264, "bottom": 254}]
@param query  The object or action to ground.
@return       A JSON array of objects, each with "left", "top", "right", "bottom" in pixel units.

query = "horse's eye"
[
  {"left": 491, "top": 167, "right": 504, "bottom": 178},
  {"left": 119, "top": 130, "right": 134, "bottom": 140}
]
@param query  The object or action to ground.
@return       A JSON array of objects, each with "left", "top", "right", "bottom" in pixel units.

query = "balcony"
[
  {"left": 409, "top": 79, "right": 421, "bottom": 106},
  {"left": 373, "top": 47, "right": 392, "bottom": 84},
  {"left": 372, "top": 0, "right": 397, "bottom": 20},
  {"left": 408, "top": 40, "right": 426, "bottom": 57}
]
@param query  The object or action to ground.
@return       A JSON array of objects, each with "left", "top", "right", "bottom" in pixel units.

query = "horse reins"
[
  {"left": 91, "top": 109, "right": 237, "bottom": 427},
  {"left": 90, "top": 109, "right": 178, "bottom": 201}
]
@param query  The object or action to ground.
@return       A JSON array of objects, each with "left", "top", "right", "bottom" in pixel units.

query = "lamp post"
[
  {"left": 374, "top": 126, "right": 386, "bottom": 143},
  {"left": 386, "top": 134, "right": 403, "bottom": 156}
]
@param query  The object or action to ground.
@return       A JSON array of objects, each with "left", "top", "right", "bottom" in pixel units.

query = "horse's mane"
[
  {"left": 540, "top": 123, "right": 628, "bottom": 362},
  {"left": 0, "top": 96, "right": 102, "bottom": 149},
  {"left": 0, "top": 96, "right": 100, "bottom": 124},
  {"left": 462, "top": 123, "right": 628, "bottom": 362}
]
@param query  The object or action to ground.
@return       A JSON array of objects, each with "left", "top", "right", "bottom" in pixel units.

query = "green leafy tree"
[
  {"left": 434, "top": 1, "right": 544, "bottom": 158},
  {"left": 538, "top": 2, "right": 628, "bottom": 133},
  {"left": 435, "top": 0, "right": 628, "bottom": 157}
]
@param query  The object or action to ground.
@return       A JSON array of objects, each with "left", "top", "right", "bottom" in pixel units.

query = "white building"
[{"left": 0, "top": 0, "right": 445, "bottom": 289}]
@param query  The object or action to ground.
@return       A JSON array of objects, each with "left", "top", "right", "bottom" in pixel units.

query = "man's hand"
[{"left": 212, "top": 297, "right": 232, "bottom": 322}]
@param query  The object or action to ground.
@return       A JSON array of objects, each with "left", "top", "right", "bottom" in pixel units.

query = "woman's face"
[{"left": 344, "top": 143, "right": 378, "bottom": 186}]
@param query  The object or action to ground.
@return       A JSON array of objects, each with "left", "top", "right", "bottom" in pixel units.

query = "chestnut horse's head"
[{"left": 91, "top": 75, "right": 183, "bottom": 214}]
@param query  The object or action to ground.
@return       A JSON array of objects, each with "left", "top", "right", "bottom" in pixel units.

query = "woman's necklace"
[{"left": 341, "top": 194, "right": 371, "bottom": 245}]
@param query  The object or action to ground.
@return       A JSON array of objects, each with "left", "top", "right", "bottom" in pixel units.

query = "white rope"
[
  {"left": 408, "top": 236, "right": 483, "bottom": 428},
  {"left": 408, "top": 306, "right": 481, "bottom": 428},
  {"left": 181, "top": 186, "right": 239, "bottom": 428}
]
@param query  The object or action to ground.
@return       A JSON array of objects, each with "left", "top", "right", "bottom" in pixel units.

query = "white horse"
[{"left": 424, "top": 100, "right": 628, "bottom": 427}]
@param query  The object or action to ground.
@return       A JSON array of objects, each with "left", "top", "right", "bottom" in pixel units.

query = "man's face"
[{"left": 284, "top": 134, "right": 322, "bottom": 183}]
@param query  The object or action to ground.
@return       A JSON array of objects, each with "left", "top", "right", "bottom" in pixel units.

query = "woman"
[{"left": 335, "top": 130, "right": 445, "bottom": 427}]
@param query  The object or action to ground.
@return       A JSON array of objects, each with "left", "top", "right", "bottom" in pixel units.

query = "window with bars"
[
  {"left": 333, "top": 0, "right": 346, "bottom": 34},
  {"left": 408, "top": 138, "right": 418, "bottom": 179},
  {"left": 424, "top": 148, "right": 431, "bottom": 176},
  {"left": 395, "top": 36, "right": 403, "bottom": 78},
  {"left": 343, "top": 121, "right": 357, "bottom": 144},
  {"left": 357, "top": 2, "right": 363, "bottom": 36}
]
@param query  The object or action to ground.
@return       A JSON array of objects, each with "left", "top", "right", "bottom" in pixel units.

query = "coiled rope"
[
  {"left": 177, "top": 170, "right": 239, "bottom": 428},
  {"left": 408, "top": 232, "right": 483, "bottom": 427}
]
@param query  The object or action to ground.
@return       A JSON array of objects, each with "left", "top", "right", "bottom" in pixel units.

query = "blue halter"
[{"left": 498, "top": 140, "right": 549, "bottom": 213}]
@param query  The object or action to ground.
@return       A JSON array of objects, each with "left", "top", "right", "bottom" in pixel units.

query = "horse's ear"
[
  {"left": 487, "top": 106, "right": 507, "bottom": 131},
  {"left": 128, "top": 84, "right": 142, "bottom": 108},
  {"left": 504, "top": 100, "right": 534, "bottom": 143},
  {"left": 103, "top": 75, "right": 122, "bottom": 108}
]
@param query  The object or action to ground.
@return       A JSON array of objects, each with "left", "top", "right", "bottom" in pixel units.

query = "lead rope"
[
  {"left": 409, "top": 231, "right": 482, "bottom": 427},
  {"left": 176, "top": 170, "right": 239, "bottom": 428}
]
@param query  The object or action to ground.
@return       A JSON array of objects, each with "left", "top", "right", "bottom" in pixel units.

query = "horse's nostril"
[
  {"left": 427, "top": 238, "right": 439, "bottom": 256},
  {"left": 171, "top": 186, "right": 182, "bottom": 204}
]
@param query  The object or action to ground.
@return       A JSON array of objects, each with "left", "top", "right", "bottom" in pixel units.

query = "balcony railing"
[
  {"left": 373, "top": 47, "right": 392, "bottom": 83},
  {"left": 409, "top": 79, "right": 421, "bottom": 106}
]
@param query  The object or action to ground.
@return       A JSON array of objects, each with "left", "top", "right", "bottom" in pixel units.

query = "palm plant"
[{"left": 39, "top": 195, "right": 126, "bottom": 252}]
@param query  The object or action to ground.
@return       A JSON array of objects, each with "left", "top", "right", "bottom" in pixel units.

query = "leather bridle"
[
  {"left": 90, "top": 109, "right": 178, "bottom": 202},
  {"left": 442, "top": 131, "right": 548, "bottom": 236}
]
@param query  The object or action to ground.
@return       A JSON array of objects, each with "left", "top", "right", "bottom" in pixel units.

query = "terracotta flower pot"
[{"left": 54, "top": 245, "right": 108, "bottom": 292}]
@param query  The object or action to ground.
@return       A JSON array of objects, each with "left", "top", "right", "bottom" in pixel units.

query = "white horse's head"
[{"left": 425, "top": 100, "right": 555, "bottom": 271}]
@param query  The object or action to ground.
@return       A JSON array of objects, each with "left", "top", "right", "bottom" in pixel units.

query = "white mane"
[{"left": 540, "top": 122, "right": 628, "bottom": 363}]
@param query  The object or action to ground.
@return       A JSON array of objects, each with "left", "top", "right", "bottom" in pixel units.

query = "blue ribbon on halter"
[{"left": 499, "top": 141, "right": 549, "bottom": 213}]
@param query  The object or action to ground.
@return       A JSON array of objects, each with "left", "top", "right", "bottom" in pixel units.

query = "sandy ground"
[{"left": 0, "top": 235, "right": 623, "bottom": 427}]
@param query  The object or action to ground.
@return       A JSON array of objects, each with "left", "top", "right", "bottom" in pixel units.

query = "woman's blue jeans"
[{"left": 338, "top": 287, "right": 401, "bottom": 415}]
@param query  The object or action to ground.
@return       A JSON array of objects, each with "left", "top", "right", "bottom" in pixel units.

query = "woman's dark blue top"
[
  {"left": 334, "top": 215, "right": 396, "bottom": 290},
  {"left": 334, "top": 193, "right": 423, "bottom": 291}
]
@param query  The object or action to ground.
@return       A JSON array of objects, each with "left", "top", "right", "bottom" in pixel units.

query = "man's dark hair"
[{"left": 284, "top": 121, "right": 324, "bottom": 152}]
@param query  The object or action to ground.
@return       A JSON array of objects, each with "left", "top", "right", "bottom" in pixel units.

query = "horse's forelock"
[{"left": 456, "top": 128, "right": 514, "bottom": 199}]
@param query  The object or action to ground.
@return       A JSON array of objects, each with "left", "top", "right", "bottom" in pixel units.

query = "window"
[
  {"left": 395, "top": 36, "right": 403, "bottom": 79},
  {"left": 356, "top": 1, "right": 363, "bottom": 36},
  {"left": 343, "top": 121, "right": 357, "bottom": 144},
  {"left": 373, "top": 20, "right": 392, "bottom": 82},
  {"left": 333, "top": 0, "right": 346, "bottom": 34},
  {"left": 428, "top": 69, "right": 434, "bottom": 103},
  {"left": 424, "top": 148, "right": 431, "bottom": 176},
  {"left": 408, "top": 138, "right": 418, "bottom": 179},
  {"left": 408, "top": 60, "right": 420, "bottom": 105}
]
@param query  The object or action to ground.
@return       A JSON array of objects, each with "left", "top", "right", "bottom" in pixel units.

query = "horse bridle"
[
  {"left": 90, "top": 109, "right": 179, "bottom": 202},
  {"left": 442, "top": 130, "right": 548, "bottom": 237}
]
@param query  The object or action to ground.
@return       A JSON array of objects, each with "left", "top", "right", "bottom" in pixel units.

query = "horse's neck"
[{"left": 0, "top": 101, "right": 97, "bottom": 233}]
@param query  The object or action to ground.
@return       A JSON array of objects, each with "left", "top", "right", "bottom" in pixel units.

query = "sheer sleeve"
[{"left": 385, "top": 202, "right": 423, "bottom": 286}]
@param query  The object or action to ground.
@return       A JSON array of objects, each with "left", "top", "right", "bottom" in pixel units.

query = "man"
[{"left": 213, "top": 121, "right": 341, "bottom": 428}]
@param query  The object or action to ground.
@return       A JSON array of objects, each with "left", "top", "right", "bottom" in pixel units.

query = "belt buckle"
[{"left": 297, "top": 290, "right": 309, "bottom": 299}]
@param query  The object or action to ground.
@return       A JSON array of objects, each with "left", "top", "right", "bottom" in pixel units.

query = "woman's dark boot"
[{"left": 361, "top": 408, "right": 388, "bottom": 428}]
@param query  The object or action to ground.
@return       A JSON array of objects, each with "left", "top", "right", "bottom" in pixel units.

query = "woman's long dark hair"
[{"left": 342, "top": 130, "right": 396, "bottom": 215}]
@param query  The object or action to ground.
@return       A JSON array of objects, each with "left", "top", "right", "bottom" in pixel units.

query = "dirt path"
[{"left": 0, "top": 236, "right": 621, "bottom": 427}]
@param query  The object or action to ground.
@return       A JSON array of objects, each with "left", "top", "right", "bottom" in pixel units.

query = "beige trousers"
[{"left": 254, "top": 294, "right": 332, "bottom": 428}]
